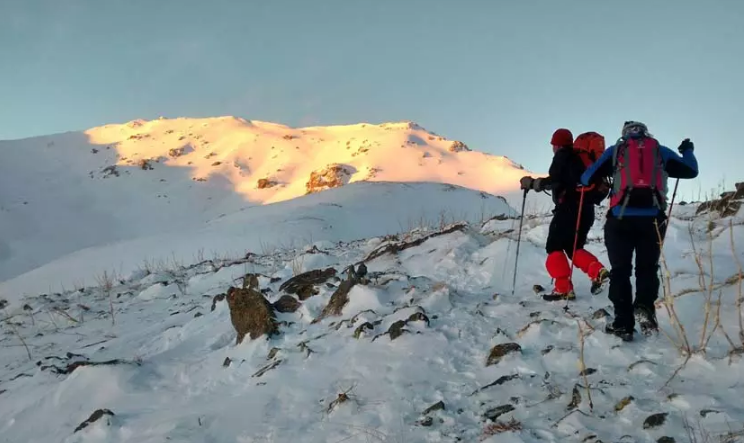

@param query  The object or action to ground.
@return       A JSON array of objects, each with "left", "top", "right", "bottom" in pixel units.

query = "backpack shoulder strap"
[
  {"left": 648, "top": 138, "right": 665, "bottom": 209},
  {"left": 618, "top": 138, "right": 633, "bottom": 191}
]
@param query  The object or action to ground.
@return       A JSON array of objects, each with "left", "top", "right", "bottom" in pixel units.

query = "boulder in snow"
[
  {"left": 448, "top": 140, "right": 471, "bottom": 153},
  {"left": 226, "top": 281, "right": 278, "bottom": 344},
  {"left": 486, "top": 343, "right": 522, "bottom": 366},
  {"left": 305, "top": 164, "right": 355, "bottom": 194},
  {"left": 280, "top": 267, "right": 337, "bottom": 300},
  {"left": 74, "top": 409, "right": 115, "bottom": 433},
  {"left": 257, "top": 178, "right": 278, "bottom": 189},
  {"left": 273, "top": 295, "right": 301, "bottom": 313}
]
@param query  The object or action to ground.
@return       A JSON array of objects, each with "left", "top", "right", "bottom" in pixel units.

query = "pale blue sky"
[{"left": 2, "top": 0, "right": 742, "bottom": 201}]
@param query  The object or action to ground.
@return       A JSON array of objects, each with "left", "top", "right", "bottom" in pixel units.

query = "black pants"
[
  {"left": 546, "top": 203, "right": 595, "bottom": 258},
  {"left": 604, "top": 214, "right": 667, "bottom": 328}
]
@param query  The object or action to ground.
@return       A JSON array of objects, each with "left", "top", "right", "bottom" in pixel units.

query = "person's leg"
[
  {"left": 544, "top": 206, "right": 575, "bottom": 298},
  {"left": 572, "top": 211, "right": 602, "bottom": 279},
  {"left": 570, "top": 207, "right": 609, "bottom": 294},
  {"left": 633, "top": 214, "right": 667, "bottom": 331},
  {"left": 604, "top": 216, "right": 636, "bottom": 329}
]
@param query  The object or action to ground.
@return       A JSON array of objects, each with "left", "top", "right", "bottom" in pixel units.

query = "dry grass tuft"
[{"left": 481, "top": 418, "right": 522, "bottom": 440}]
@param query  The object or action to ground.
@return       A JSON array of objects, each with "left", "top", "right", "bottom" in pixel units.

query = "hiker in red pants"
[{"left": 520, "top": 129, "right": 611, "bottom": 301}]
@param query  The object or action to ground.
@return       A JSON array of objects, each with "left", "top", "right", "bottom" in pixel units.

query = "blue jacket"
[{"left": 580, "top": 141, "right": 699, "bottom": 217}]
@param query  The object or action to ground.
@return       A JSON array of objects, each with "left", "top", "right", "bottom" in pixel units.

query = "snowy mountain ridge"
[{"left": 0, "top": 116, "right": 551, "bottom": 290}]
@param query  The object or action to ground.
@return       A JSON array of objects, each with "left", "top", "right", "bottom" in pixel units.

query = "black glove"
[
  {"left": 678, "top": 138, "right": 694, "bottom": 154},
  {"left": 519, "top": 176, "right": 534, "bottom": 191},
  {"left": 533, "top": 178, "right": 546, "bottom": 192}
]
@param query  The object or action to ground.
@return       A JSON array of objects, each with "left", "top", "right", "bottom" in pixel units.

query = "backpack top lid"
[{"left": 573, "top": 131, "right": 605, "bottom": 166}]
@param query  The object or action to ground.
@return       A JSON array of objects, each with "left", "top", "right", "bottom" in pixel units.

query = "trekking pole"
[
  {"left": 569, "top": 187, "right": 587, "bottom": 281},
  {"left": 511, "top": 189, "right": 529, "bottom": 295},
  {"left": 662, "top": 178, "right": 680, "bottom": 244}
]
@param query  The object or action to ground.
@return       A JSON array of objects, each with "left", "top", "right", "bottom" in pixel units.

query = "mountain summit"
[{"left": 81, "top": 116, "right": 528, "bottom": 204}]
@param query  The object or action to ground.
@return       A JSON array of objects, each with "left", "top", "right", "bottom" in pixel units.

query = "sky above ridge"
[{"left": 1, "top": 0, "right": 742, "bottom": 201}]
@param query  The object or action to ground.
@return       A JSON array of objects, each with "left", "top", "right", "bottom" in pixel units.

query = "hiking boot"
[
  {"left": 590, "top": 268, "right": 610, "bottom": 295},
  {"left": 604, "top": 322, "right": 634, "bottom": 342},
  {"left": 634, "top": 305, "right": 659, "bottom": 336},
  {"left": 542, "top": 290, "right": 576, "bottom": 302}
]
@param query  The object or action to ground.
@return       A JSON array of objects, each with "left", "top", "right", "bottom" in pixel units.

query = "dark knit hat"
[{"left": 551, "top": 128, "right": 573, "bottom": 147}]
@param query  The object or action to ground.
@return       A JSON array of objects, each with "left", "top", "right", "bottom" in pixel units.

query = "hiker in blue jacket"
[{"left": 580, "top": 121, "right": 698, "bottom": 341}]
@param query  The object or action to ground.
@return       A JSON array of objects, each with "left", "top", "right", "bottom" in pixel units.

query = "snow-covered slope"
[
  {"left": 0, "top": 181, "right": 514, "bottom": 302},
  {"left": 1, "top": 198, "right": 743, "bottom": 443},
  {"left": 0, "top": 117, "right": 549, "bottom": 286}
]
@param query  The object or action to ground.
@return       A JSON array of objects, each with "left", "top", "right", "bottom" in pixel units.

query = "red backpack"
[
  {"left": 574, "top": 132, "right": 609, "bottom": 204},
  {"left": 573, "top": 131, "right": 605, "bottom": 168},
  {"left": 610, "top": 136, "right": 666, "bottom": 215}
]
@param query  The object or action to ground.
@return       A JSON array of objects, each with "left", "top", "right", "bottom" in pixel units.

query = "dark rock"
[
  {"left": 242, "top": 273, "right": 260, "bottom": 290},
  {"left": 225, "top": 285, "right": 278, "bottom": 345},
  {"left": 541, "top": 345, "right": 554, "bottom": 355},
  {"left": 700, "top": 409, "right": 720, "bottom": 417},
  {"left": 592, "top": 308, "right": 610, "bottom": 319},
  {"left": 252, "top": 359, "right": 283, "bottom": 378},
  {"left": 313, "top": 267, "right": 364, "bottom": 324},
  {"left": 356, "top": 263, "right": 367, "bottom": 278},
  {"left": 471, "top": 374, "right": 520, "bottom": 395},
  {"left": 40, "top": 354, "right": 139, "bottom": 375},
  {"left": 407, "top": 312, "right": 430, "bottom": 325},
  {"left": 74, "top": 409, "right": 115, "bottom": 433},
  {"left": 0, "top": 299, "right": 7, "bottom": 309},
  {"left": 486, "top": 343, "right": 522, "bottom": 366},
  {"left": 168, "top": 147, "right": 187, "bottom": 157},
  {"left": 211, "top": 293, "right": 225, "bottom": 312},
  {"left": 22, "top": 304, "right": 32, "bottom": 311},
  {"left": 279, "top": 268, "right": 337, "bottom": 298},
  {"left": 580, "top": 368, "right": 597, "bottom": 376},
  {"left": 568, "top": 385, "right": 581, "bottom": 410},
  {"left": 643, "top": 412, "right": 668, "bottom": 429},
  {"left": 423, "top": 401, "right": 445, "bottom": 415},
  {"left": 533, "top": 285, "right": 545, "bottom": 294},
  {"left": 448, "top": 140, "right": 471, "bottom": 153},
  {"left": 353, "top": 322, "right": 374, "bottom": 339},
  {"left": 387, "top": 320, "right": 408, "bottom": 340},
  {"left": 417, "top": 416, "right": 434, "bottom": 427},
  {"left": 696, "top": 183, "right": 743, "bottom": 217},
  {"left": 257, "top": 178, "right": 278, "bottom": 189},
  {"left": 194, "top": 312, "right": 203, "bottom": 318},
  {"left": 297, "top": 285, "right": 319, "bottom": 301},
  {"left": 657, "top": 437, "right": 675, "bottom": 443},
  {"left": 736, "top": 182, "right": 744, "bottom": 198},
  {"left": 267, "top": 347, "right": 280, "bottom": 360},
  {"left": 273, "top": 295, "right": 301, "bottom": 313},
  {"left": 484, "top": 404, "right": 515, "bottom": 421},
  {"left": 223, "top": 357, "right": 232, "bottom": 367}
]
